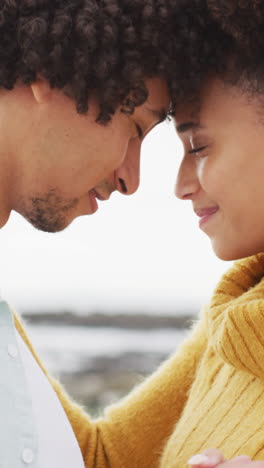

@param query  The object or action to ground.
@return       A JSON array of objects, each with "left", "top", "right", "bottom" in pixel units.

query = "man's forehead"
[
  {"left": 146, "top": 106, "right": 168, "bottom": 124},
  {"left": 145, "top": 77, "right": 170, "bottom": 112}
]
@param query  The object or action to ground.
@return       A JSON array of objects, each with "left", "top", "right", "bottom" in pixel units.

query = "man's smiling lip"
[
  {"left": 88, "top": 190, "right": 99, "bottom": 212},
  {"left": 88, "top": 187, "right": 115, "bottom": 212},
  {"left": 93, "top": 189, "right": 109, "bottom": 201}
]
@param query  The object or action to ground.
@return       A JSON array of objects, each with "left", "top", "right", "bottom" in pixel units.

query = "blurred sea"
[{"left": 24, "top": 311, "right": 194, "bottom": 416}]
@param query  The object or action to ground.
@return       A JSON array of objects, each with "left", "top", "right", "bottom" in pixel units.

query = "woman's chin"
[{"left": 211, "top": 240, "right": 264, "bottom": 262}]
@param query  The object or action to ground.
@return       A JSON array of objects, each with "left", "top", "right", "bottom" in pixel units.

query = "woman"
[
  {"left": 174, "top": 76, "right": 264, "bottom": 468},
  {"left": 171, "top": 2, "right": 264, "bottom": 466}
]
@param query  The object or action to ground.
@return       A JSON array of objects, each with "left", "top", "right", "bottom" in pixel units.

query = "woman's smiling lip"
[{"left": 194, "top": 206, "right": 219, "bottom": 227}]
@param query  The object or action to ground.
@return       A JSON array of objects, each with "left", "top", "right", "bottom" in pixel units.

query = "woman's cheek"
[{"left": 196, "top": 156, "right": 208, "bottom": 183}]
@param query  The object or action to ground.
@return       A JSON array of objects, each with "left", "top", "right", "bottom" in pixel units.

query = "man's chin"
[
  {"left": 22, "top": 212, "right": 71, "bottom": 233},
  {"left": 18, "top": 190, "right": 82, "bottom": 232}
]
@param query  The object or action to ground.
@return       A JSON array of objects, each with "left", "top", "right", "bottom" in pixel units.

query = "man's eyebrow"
[
  {"left": 146, "top": 107, "right": 168, "bottom": 123},
  {"left": 176, "top": 122, "right": 202, "bottom": 134}
]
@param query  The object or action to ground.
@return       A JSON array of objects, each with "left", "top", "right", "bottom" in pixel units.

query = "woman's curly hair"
[
  {"left": 0, "top": 0, "right": 178, "bottom": 123},
  {"left": 205, "top": 0, "right": 264, "bottom": 94},
  {"left": 168, "top": 0, "right": 264, "bottom": 106}
]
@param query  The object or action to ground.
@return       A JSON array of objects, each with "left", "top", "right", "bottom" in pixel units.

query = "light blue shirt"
[{"left": 0, "top": 300, "right": 38, "bottom": 467}]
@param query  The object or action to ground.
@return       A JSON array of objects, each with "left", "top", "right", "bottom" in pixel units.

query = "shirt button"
[
  {"left": 7, "top": 344, "right": 18, "bottom": 358},
  {"left": 22, "top": 448, "right": 34, "bottom": 464}
]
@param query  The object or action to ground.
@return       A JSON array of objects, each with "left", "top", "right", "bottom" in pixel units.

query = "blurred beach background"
[{"left": 0, "top": 120, "right": 230, "bottom": 416}]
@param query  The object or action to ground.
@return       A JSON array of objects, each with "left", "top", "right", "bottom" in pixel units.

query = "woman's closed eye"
[{"left": 188, "top": 145, "right": 208, "bottom": 155}]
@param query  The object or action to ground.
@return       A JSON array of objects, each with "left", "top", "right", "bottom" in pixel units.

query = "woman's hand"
[{"left": 188, "top": 449, "right": 253, "bottom": 467}]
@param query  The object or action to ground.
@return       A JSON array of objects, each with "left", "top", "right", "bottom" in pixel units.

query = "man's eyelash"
[
  {"left": 188, "top": 145, "right": 207, "bottom": 154},
  {"left": 135, "top": 123, "right": 143, "bottom": 139}
]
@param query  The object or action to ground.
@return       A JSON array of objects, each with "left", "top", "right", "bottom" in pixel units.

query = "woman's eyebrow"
[{"left": 176, "top": 121, "right": 203, "bottom": 133}]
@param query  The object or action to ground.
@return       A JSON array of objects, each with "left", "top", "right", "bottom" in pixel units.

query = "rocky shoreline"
[
  {"left": 23, "top": 311, "right": 195, "bottom": 416},
  {"left": 23, "top": 310, "right": 195, "bottom": 329},
  {"left": 61, "top": 350, "right": 168, "bottom": 417}
]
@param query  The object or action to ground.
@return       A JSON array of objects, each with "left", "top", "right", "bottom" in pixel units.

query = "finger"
[
  {"left": 231, "top": 456, "right": 251, "bottom": 463},
  {"left": 188, "top": 449, "right": 226, "bottom": 467},
  {"left": 188, "top": 454, "right": 223, "bottom": 467},
  {"left": 203, "top": 449, "right": 226, "bottom": 464},
  {"left": 216, "top": 456, "right": 253, "bottom": 468}
]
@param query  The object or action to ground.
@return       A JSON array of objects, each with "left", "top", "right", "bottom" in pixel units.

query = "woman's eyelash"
[{"left": 188, "top": 145, "right": 207, "bottom": 154}]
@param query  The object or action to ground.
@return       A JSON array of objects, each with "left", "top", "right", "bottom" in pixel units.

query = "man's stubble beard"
[{"left": 18, "top": 189, "right": 79, "bottom": 233}]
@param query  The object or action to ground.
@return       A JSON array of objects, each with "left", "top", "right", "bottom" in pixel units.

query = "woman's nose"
[
  {"left": 115, "top": 139, "right": 141, "bottom": 195},
  {"left": 175, "top": 157, "right": 199, "bottom": 200}
]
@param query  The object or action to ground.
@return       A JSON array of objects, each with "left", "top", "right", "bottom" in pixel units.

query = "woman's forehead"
[{"left": 174, "top": 77, "right": 255, "bottom": 125}]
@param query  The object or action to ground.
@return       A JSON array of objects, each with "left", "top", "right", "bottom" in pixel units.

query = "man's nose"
[
  {"left": 115, "top": 139, "right": 141, "bottom": 195},
  {"left": 175, "top": 157, "right": 199, "bottom": 200}
]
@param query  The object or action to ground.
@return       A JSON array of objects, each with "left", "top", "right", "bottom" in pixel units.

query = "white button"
[
  {"left": 22, "top": 448, "right": 34, "bottom": 464},
  {"left": 7, "top": 344, "right": 18, "bottom": 358}
]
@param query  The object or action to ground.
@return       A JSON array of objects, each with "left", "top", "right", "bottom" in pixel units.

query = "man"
[
  {"left": 0, "top": 0, "right": 172, "bottom": 233},
  {"left": 2, "top": 76, "right": 169, "bottom": 231},
  {"left": 0, "top": 1, "right": 178, "bottom": 467}
]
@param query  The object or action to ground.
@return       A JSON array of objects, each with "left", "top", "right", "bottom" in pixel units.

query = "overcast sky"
[{"left": 0, "top": 121, "right": 231, "bottom": 315}]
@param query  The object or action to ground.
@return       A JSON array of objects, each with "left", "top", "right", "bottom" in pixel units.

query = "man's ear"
[{"left": 30, "top": 77, "right": 52, "bottom": 104}]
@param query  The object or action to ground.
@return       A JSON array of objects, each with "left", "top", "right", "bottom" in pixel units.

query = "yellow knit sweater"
[{"left": 13, "top": 253, "right": 264, "bottom": 467}]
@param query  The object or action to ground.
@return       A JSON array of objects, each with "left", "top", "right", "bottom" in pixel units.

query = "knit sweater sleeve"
[{"left": 16, "top": 311, "right": 207, "bottom": 468}]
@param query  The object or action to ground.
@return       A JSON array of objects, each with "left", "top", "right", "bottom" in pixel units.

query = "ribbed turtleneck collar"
[{"left": 206, "top": 253, "right": 264, "bottom": 379}]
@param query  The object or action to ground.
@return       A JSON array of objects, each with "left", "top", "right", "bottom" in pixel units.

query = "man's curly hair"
[
  {"left": 0, "top": 0, "right": 178, "bottom": 123},
  {"left": 1, "top": 0, "right": 262, "bottom": 121}
]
